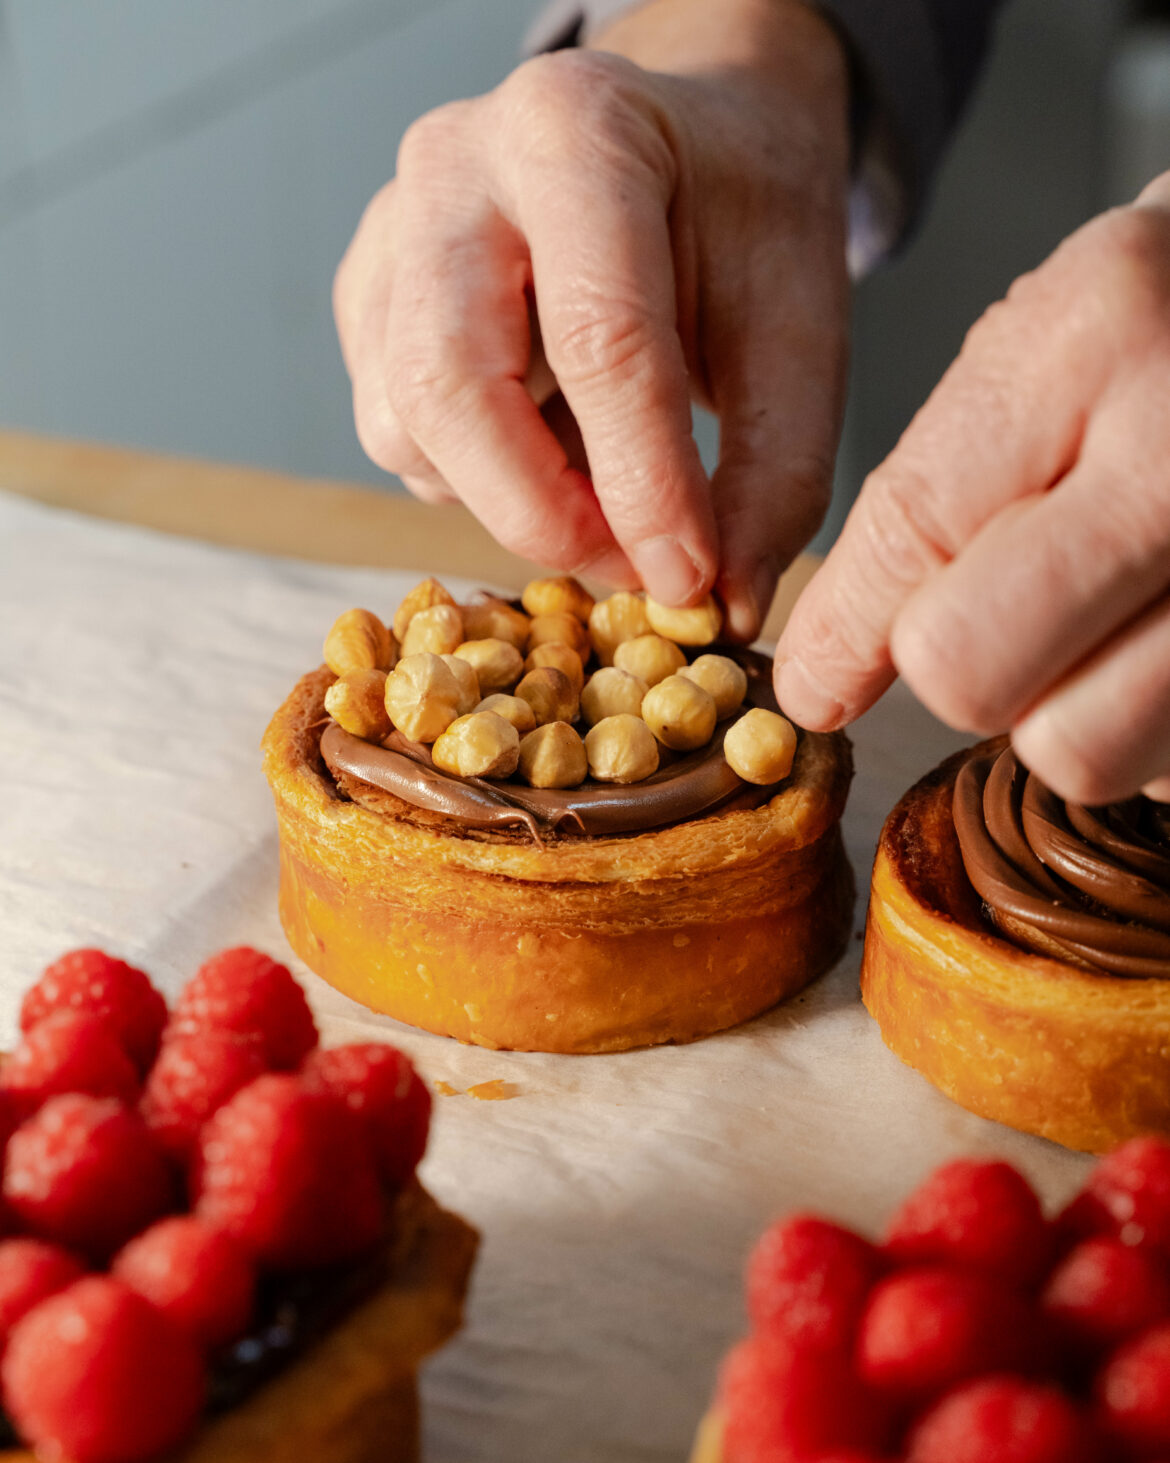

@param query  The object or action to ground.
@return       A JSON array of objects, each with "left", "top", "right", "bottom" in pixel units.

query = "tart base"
[
  {"left": 861, "top": 743, "right": 1170, "bottom": 1153},
  {"left": 263, "top": 668, "right": 854, "bottom": 1054}
]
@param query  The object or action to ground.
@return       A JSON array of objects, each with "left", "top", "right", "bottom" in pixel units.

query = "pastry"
[
  {"left": 0, "top": 946, "right": 476, "bottom": 1463},
  {"left": 263, "top": 578, "right": 854, "bottom": 1055},
  {"left": 862, "top": 736, "right": 1170, "bottom": 1152}
]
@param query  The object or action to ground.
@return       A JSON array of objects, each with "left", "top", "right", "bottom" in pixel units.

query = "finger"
[
  {"left": 1011, "top": 592, "right": 1170, "bottom": 805},
  {"left": 401, "top": 471, "right": 458, "bottom": 505},
  {"left": 1145, "top": 776, "right": 1170, "bottom": 802}
]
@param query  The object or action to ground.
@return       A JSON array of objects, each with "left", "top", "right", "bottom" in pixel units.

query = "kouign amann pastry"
[
  {"left": 263, "top": 578, "right": 854, "bottom": 1054},
  {"left": 862, "top": 736, "right": 1170, "bottom": 1152}
]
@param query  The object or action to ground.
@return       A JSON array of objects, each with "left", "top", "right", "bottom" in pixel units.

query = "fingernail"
[
  {"left": 774, "top": 655, "right": 845, "bottom": 730},
  {"left": 631, "top": 535, "right": 704, "bottom": 606}
]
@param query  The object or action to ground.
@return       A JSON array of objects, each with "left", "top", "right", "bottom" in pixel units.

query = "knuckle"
[
  {"left": 396, "top": 103, "right": 467, "bottom": 181},
  {"left": 551, "top": 303, "right": 661, "bottom": 388},
  {"left": 890, "top": 611, "right": 999, "bottom": 733},
  {"left": 857, "top": 461, "right": 955, "bottom": 590},
  {"left": 353, "top": 392, "right": 413, "bottom": 474},
  {"left": 387, "top": 347, "right": 465, "bottom": 427}
]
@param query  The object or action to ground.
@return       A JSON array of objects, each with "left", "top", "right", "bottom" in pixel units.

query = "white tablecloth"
[{"left": 0, "top": 491, "right": 1092, "bottom": 1463}]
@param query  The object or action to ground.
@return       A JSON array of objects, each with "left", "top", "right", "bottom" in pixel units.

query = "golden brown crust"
[
  {"left": 0, "top": 1185, "right": 477, "bottom": 1463},
  {"left": 861, "top": 742, "right": 1170, "bottom": 1153},
  {"left": 689, "top": 1409, "right": 725, "bottom": 1463},
  {"left": 263, "top": 668, "right": 855, "bottom": 1053}
]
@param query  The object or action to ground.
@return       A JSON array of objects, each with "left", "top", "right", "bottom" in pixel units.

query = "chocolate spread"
[{"left": 953, "top": 741, "right": 1170, "bottom": 977}]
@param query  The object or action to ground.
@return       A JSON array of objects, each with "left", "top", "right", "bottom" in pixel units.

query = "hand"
[
  {"left": 333, "top": 0, "right": 850, "bottom": 637},
  {"left": 776, "top": 173, "right": 1170, "bottom": 803}
]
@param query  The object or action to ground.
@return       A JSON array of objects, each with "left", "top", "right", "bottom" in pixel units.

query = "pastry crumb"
[
  {"left": 466, "top": 1080, "right": 519, "bottom": 1102},
  {"left": 434, "top": 1081, "right": 460, "bottom": 1097}
]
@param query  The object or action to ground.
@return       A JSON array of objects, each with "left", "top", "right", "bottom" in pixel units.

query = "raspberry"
[
  {"left": 718, "top": 1334, "right": 891, "bottom": 1462},
  {"left": 2, "top": 1276, "right": 204, "bottom": 1463},
  {"left": 3, "top": 1095, "right": 174, "bottom": 1259},
  {"left": 906, "top": 1376, "right": 1102, "bottom": 1463},
  {"left": 884, "top": 1159, "right": 1052, "bottom": 1290},
  {"left": 169, "top": 948, "right": 317, "bottom": 1070},
  {"left": 194, "top": 1074, "right": 383, "bottom": 1268},
  {"left": 300, "top": 1043, "right": 431, "bottom": 1189},
  {"left": 1, "top": 1012, "right": 140, "bottom": 1116},
  {"left": 856, "top": 1266, "right": 1048, "bottom": 1404},
  {"left": 1061, "top": 1137, "right": 1170, "bottom": 1253},
  {"left": 22, "top": 949, "right": 167, "bottom": 1073},
  {"left": 745, "top": 1214, "right": 883, "bottom": 1353},
  {"left": 1096, "top": 1321, "right": 1170, "bottom": 1452},
  {"left": 140, "top": 1030, "right": 268, "bottom": 1163},
  {"left": 113, "top": 1216, "right": 254, "bottom": 1350},
  {"left": 1043, "top": 1237, "right": 1170, "bottom": 1356},
  {"left": 0, "top": 1239, "right": 86, "bottom": 1348}
]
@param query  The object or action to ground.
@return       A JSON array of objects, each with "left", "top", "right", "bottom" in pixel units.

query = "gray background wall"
[{"left": 0, "top": 0, "right": 1161, "bottom": 551}]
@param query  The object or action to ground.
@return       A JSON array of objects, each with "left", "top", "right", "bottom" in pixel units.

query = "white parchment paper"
[{"left": 0, "top": 491, "right": 1093, "bottom": 1463}]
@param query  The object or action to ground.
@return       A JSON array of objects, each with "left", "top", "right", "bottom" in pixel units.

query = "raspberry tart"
[
  {"left": 0, "top": 946, "right": 476, "bottom": 1463},
  {"left": 861, "top": 738, "right": 1170, "bottom": 1152},
  {"left": 695, "top": 1142, "right": 1170, "bottom": 1463},
  {"left": 262, "top": 576, "right": 853, "bottom": 1054}
]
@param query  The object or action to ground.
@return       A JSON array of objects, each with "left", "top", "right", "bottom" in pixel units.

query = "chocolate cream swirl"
[
  {"left": 953, "top": 742, "right": 1170, "bottom": 977},
  {"left": 320, "top": 648, "right": 786, "bottom": 841}
]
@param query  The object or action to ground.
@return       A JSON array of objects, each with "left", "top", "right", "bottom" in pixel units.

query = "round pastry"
[
  {"left": 862, "top": 736, "right": 1170, "bottom": 1152},
  {"left": 262, "top": 582, "right": 854, "bottom": 1055}
]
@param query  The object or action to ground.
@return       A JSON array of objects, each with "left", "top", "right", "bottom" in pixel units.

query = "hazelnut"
[
  {"left": 453, "top": 637, "right": 525, "bottom": 695},
  {"left": 724, "top": 708, "right": 797, "bottom": 785},
  {"left": 440, "top": 654, "right": 480, "bottom": 715},
  {"left": 613, "top": 634, "right": 686, "bottom": 688},
  {"left": 474, "top": 693, "right": 537, "bottom": 734},
  {"left": 323, "top": 608, "right": 396, "bottom": 677},
  {"left": 520, "top": 575, "right": 594, "bottom": 622},
  {"left": 588, "top": 592, "right": 651, "bottom": 666},
  {"left": 383, "top": 653, "right": 462, "bottom": 743},
  {"left": 527, "top": 612, "right": 591, "bottom": 661},
  {"left": 644, "top": 594, "right": 723, "bottom": 646},
  {"left": 431, "top": 711, "right": 520, "bottom": 779},
  {"left": 641, "top": 675, "right": 718, "bottom": 751},
  {"left": 392, "top": 577, "right": 456, "bottom": 642},
  {"left": 524, "top": 641, "right": 585, "bottom": 694},
  {"left": 579, "top": 666, "right": 648, "bottom": 726},
  {"left": 515, "top": 666, "right": 578, "bottom": 726},
  {"left": 460, "top": 596, "right": 530, "bottom": 650},
  {"left": 584, "top": 714, "right": 660, "bottom": 784},
  {"left": 679, "top": 654, "right": 748, "bottom": 718},
  {"left": 324, "top": 669, "right": 391, "bottom": 741},
  {"left": 400, "top": 603, "right": 464, "bottom": 657},
  {"left": 518, "top": 722, "right": 588, "bottom": 789}
]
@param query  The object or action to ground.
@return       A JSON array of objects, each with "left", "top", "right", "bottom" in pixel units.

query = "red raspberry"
[
  {"left": 718, "top": 1334, "right": 891, "bottom": 1462},
  {"left": 884, "top": 1159, "right": 1052, "bottom": 1289},
  {"left": 194, "top": 1074, "right": 383, "bottom": 1268},
  {"left": 1061, "top": 1137, "right": 1170, "bottom": 1254},
  {"left": 0, "top": 1239, "right": 86, "bottom": 1349},
  {"left": 857, "top": 1266, "right": 1048, "bottom": 1404},
  {"left": 745, "top": 1214, "right": 883, "bottom": 1353},
  {"left": 2, "top": 1276, "right": 204, "bottom": 1463},
  {"left": 169, "top": 948, "right": 317, "bottom": 1070},
  {"left": 1096, "top": 1321, "right": 1170, "bottom": 1453},
  {"left": 1, "top": 1012, "right": 140, "bottom": 1116},
  {"left": 906, "top": 1376, "right": 1102, "bottom": 1463},
  {"left": 301, "top": 1043, "right": 431, "bottom": 1189},
  {"left": 113, "top": 1216, "right": 254, "bottom": 1350},
  {"left": 140, "top": 1030, "right": 268, "bottom": 1163},
  {"left": 3, "top": 1095, "right": 174, "bottom": 1259},
  {"left": 22, "top": 949, "right": 167, "bottom": 1073},
  {"left": 1043, "top": 1237, "right": 1170, "bottom": 1356}
]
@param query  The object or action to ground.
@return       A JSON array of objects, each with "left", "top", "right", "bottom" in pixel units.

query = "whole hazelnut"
[
  {"left": 613, "top": 634, "right": 686, "bottom": 688},
  {"left": 584, "top": 714, "right": 660, "bottom": 784},
  {"left": 520, "top": 575, "right": 594, "bottom": 622},
  {"left": 324, "top": 669, "right": 391, "bottom": 741},
  {"left": 723, "top": 708, "right": 797, "bottom": 785},
  {"left": 588, "top": 592, "right": 651, "bottom": 666},
  {"left": 527, "top": 612, "right": 591, "bottom": 661},
  {"left": 644, "top": 593, "right": 723, "bottom": 646},
  {"left": 641, "top": 675, "right": 718, "bottom": 751},
  {"left": 431, "top": 711, "right": 520, "bottom": 779},
  {"left": 579, "top": 667, "right": 649, "bottom": 726},
  {"left": 678, "top": 654, "right": 748, "bottom": 718},
  {"left": 515, "top": 666, "right": 578, "bottom": 727},
  {"left": 474, "top": 693, "right": 537, "bottom": 734},
  {"left": 440, "top": 654, "right": 480, "bottom": 715},
  {"left": 460, "top": 597, "right": 530, "bottom": 650},
  {"left": 323, "top": 608, "right": 396, "bottom": 677},
  {"left": 392, "top": 577, "right": 456, "bottom": 642},
  {"left": 525, "top": 641, "right": 585, "bottom": 694},
  {"left": 383, "top": 653, "right": 462, "bottom": 743},
  {"left": 401, "top": 603, "right": 464, "bottom": 657},
  {"left": 517, "top": 722, "right": 588, "bottom": 789},
  {"left": 453, "top": 637, "right": 525, "bottom": 695}
]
